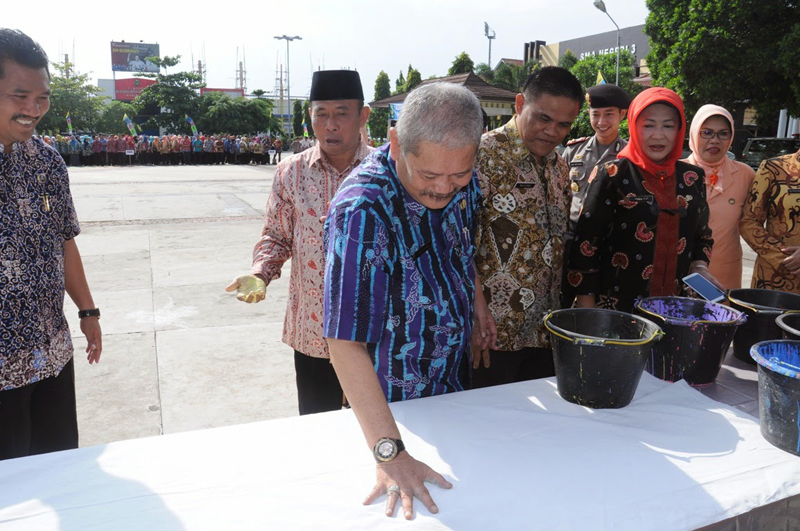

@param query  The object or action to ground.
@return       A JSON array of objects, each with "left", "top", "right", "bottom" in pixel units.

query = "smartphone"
[{"left": 682, "top": 273, "right": 725, "bottom": 303}]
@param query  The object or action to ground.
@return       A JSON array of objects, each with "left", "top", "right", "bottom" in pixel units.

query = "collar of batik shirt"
[
  {"left": 309, "top": 140, "right": 373, "bottom": 176},
  {"left": 503, "top": 116, "right": 559, "bottom": 169},
  {"left": 0, "top": 138, "right": 36, "bottom": 157}
]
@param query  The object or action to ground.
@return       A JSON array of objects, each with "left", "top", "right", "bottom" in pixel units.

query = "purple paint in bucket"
[{"left": 635, "top": 296, "right": 746, "bottom": 386}]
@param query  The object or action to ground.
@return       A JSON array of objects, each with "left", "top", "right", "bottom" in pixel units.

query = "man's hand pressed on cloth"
[
  {"left": 328, "top": 338, "right": 453, "bottom": 519},
  {"left": 365, "top": 452, "right": 453, "bottom": 519}
]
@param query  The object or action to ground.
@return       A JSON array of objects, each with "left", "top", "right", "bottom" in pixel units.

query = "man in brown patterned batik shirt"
[{"left": 472, "top": 67, "right": 582, "bottom": 388}]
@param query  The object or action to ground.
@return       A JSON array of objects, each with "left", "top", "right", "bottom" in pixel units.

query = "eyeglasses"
[{"left": 699, "top": 129, "right": 732, "bottom": 140}]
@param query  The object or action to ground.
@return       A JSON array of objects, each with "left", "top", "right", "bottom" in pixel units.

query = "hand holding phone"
[{"left": 682, "top": 273, "right": 725, "bottom": 303}]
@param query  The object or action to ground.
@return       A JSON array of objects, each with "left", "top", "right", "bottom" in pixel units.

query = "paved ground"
[
  {"left": 65, "top": 162, "right": 763, "bottom": 448},
  {"left": 67, "top": 163, "right": 298, "bottom": 447}
]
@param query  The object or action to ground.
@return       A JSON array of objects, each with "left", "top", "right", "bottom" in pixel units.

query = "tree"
[
  {"left": 394, "top": 70, "right": 406, "bottom": 95},
  {"left": 37, "top": 62, "right": 105, "bottom": 134},
  {"left": 369, "top": 71, "right": 391, "bottom": 140},
  {"left": 293, "top": 99, "right": 304, "bottom": 137},
  {"left": 565, "top": 51, "right": 642, "bottom": 141},
  {"left": 132, "top": 55, "right": 204, "bottom": 133},
  {"left": 194, "top": 91, "right": 276, "bottom": 135},
  {"left": 96, "top": 100, "right": 138, "bottom": 135},
  {"left": 559, "top": 50, "right": 579, "bottom": 70},
  {"left": 448, "top": 52, "right": 475, "bottom": 75},
  {"left": 569, "top": 50, "right": 641, "bottom": 97},
  {"left": 645, "top": 0, "right": 800, "bottom": 137},
  {"left": 778, "top": 25, "right": 800, "bottom": 113},
  {"left": 474, "top": 62, "right": 494, "bottom": 83},
  {"left": 491, "top": 60, "right": 539, "bottom": 93},
  {"left": 405, "top": 65, "right": 422, "bottom": 92},
  {"left": 251, "top": 89, "right": 267, "bottom": 99},
  {"left": 302, "top": 100, "right": 314, "bottom": 138}
]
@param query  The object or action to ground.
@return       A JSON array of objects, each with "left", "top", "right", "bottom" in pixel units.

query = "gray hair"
[{"left": 395, "top": 83, "right": 483, "bottom": 156}]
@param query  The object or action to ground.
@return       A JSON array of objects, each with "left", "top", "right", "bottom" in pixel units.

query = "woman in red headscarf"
[{"left": 566, "top": 87, "right": 719, "bottom": 312}]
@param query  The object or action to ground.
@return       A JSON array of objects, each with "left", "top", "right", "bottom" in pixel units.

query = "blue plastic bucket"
[
  {"left": 750, "top": 340, "right": 800, "bottom": 456},
  {"left": 635, "top": 297, "right": 746, "bottom": 386}
]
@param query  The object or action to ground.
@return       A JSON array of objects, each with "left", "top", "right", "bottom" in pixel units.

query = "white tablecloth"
[{"left": 1, "top": 374, "right": 799, "bottom": 530}]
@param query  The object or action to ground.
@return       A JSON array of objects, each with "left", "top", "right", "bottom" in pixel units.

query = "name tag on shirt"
[
  {"left": 630, "top": 195, "right": 654, "bottom": 203},
  {"left": 788, "top": 189, "right": 800, "bottom": 194},
  {"left": 515, "top": 182, "right": 536, "bottom": 189},
  {"left": 569, "top": 161, "right": 584, "bottom": 167}
]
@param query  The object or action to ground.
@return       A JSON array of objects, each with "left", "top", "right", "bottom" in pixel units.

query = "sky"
[{"left": 6, "top": 0, "right": 649, "bottom": 102}]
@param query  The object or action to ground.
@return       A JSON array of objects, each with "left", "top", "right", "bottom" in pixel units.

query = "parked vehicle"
[{"left": 741, "top": 137, "right": 800, "bottom": 170}]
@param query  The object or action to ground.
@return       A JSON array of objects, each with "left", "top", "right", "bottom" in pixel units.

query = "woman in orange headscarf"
[
  {"left": 567, "top": 87, "right": 718, "bottom": 312},
  {"left": 683, "top": 105, "right": 755, "bottom": 290}
]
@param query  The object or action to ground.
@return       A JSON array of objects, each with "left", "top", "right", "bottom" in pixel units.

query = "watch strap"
[{"left": 78, "top": 308, "right": 101, "bottom": 319}]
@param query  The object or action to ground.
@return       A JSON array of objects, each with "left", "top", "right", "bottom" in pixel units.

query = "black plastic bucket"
[
  {"left": 750, "top": 341, "right": 800, "bottom": 456},
  {"left": 543, "top": 308, "right": 664, "bottom": 409},
  {"left": 635, "top": 297, "right": 746, "bottom": 386},
  {"left": 728, "top": 289, "right": 800, "bottom": 364},
  {"left": 776, "top": 312, "right": 800, "bottom": 340}
]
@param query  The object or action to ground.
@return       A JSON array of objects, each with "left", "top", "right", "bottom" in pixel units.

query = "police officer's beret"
[{"left": 585, "top": 84, "right": 631, "bottom": 110}]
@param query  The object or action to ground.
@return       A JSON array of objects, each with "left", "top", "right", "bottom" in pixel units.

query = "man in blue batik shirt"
[{"left": 323, "top": 83, "right": 496, "bottom": 521}]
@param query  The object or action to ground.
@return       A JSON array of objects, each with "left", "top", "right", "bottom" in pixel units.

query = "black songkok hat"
[
  {"left": 586, "top": 84, "right": 632, "bottom": 110},
  {"left": 309, "top": 70, "right": 364, "bottom": 102}
]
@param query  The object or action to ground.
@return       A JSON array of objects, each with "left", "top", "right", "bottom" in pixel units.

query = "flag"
[
  {"left": 389, "top": 103, "right": 404, "bottom": 120},
  {"left": 122, "top": 114, "right": 138, "bottom": 137},
  {"left": 366, "top": 123, "right": 371, "bottom": 138},
  {"left": 303, "top": 121, "right": 309, "bottom": 138},
  {"left": 185, "top": 114, "right": 199, "bottom": 136},
  {"left": 66, "top": 112, "right": 73, "bottom": 134},
  {"left": 596, "top": 71, "right": 607, "bottom": 85}
]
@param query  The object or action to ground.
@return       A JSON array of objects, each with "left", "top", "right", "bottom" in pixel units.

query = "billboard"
[
  {"left": 114, "top": 78, "right": 156, "bottom": 101},
  {"left": 200, "top": 87, "right": 245, "bottom": 98},
  {"left": 111, "top": 42, "right": 160, "bottom": 72}
]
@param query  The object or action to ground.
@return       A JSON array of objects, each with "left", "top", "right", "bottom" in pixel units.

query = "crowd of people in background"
[{"left": 35, "top": 133, "right": 317, "bottom": 167}]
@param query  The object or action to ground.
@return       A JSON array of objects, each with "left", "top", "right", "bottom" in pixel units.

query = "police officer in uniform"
[{"left": 561, "top": 83, "right": 631, "bottom": 306}]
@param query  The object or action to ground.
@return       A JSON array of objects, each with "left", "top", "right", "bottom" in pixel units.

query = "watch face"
[{"left": 378, "top": 440, "right": 395, "bottom": 459}]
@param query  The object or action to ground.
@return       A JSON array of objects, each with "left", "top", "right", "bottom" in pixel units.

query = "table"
[{"left": 1, "top": 373, "right": 799, "bottom": 530}]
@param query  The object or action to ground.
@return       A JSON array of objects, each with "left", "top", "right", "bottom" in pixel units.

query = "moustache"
[
  {"left": 12, "top": 114, "right": 39, "bottom": 121},
  {"left": 420, "top": 189, "right": 458, "bottom": 201}
]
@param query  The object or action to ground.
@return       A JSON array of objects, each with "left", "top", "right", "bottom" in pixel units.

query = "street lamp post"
[
  {"left": 274, "top": 35, "right": 302, "bottom": 134},
  {"left": 593, "top": 0, "right": 620, "bottom": 86}
]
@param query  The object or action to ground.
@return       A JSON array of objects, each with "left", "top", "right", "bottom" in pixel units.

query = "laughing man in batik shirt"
[{"left": 0, "top": 29, "right": 102, "bottom": 461}]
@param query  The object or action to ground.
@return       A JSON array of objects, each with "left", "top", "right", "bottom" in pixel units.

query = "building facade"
[{"left": 528, "top": 24, "right": 651, "bottom": 76}]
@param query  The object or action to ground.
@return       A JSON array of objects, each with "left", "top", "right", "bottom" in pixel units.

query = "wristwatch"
[
  {"left": 78, "top": 308, "right": 101, "bottom": 319},
  {"left": 373, "top": 437, "right": 405, "bottom": 463}
]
